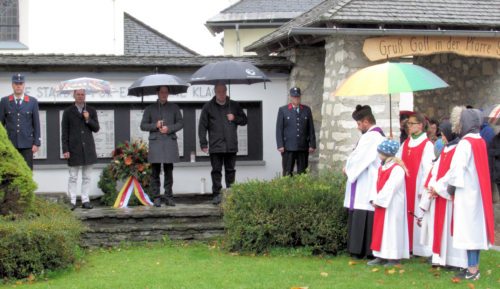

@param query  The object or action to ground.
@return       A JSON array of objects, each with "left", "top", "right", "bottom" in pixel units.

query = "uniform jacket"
[
  {"left": 0, "top": 94, "right": 41, "bottom": 149},
  {"left": 198, "top": 96, "right": 247, "bottom": 153},
  {"left": 61, "top": 104, "right": 100, "bottom": 166},
  {"left": 141, "top": 101, "right": 183, "bottom": 164},
  {"left": 276, "top": 103, "right": 316, "bottom": 151}
]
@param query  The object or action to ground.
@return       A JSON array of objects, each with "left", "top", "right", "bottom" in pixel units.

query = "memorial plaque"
[
  {"left": 94, "top": 110, "right": 115, "bottom": 158},
  {"left": 195, "top": 109, "right": 248, "bottom": 156},
  {"left": 130, "top": 109, "right": 184, "bottom": 157},
  {"left": 33, "top": 110, "right": 47, "bottom": 159}
]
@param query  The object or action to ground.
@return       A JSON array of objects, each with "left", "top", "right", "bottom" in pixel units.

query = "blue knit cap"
[{"left": 377, "top": 139, "right": 400, "bottom": 156}]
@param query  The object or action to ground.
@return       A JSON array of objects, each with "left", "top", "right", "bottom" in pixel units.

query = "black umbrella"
[
  {"left": 189, "top": 60, "right": 270, "bottom": 91},
  {"left": 128, "top": 74, "right": 189, "bottom": 97}
]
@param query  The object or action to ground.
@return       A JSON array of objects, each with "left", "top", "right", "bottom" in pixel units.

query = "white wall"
[
  {"left": 0, "top": 71, "right": 289, "bottom": 197},
  {"left": 4, "top": 0, "right": 124, "bottom": 55}
]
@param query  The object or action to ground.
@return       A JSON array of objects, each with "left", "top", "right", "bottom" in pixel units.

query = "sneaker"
[
  {"left": 384, "top": 260, "right": 401, "bottom": 267},
  {"left": 454, "top": 268, "right": 468, "bottom": 279},
  {"left": 153, "top": 198, "right": 162, "bottom": 207},
  {"left": 81, "top": 202, "right": 93, "bottom": 209},
  {"left": 165, "top": 197, "right": 176, "bottom": 207},
  {"left": 212, "top": 194, "right": 221, "bottom": 205},
  {"left": 465, "top": 269, "right": 480, "bottom": 281},
  {"left": 367, "top": 258, "right": 386, "bottom": 266}
]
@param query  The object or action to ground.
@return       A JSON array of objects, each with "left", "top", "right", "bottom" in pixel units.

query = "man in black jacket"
[
  {"left": 276, "top": 87, "right": 316, "bottom": 176},
  {"left": 198, "top": 83, "right": 247, "bottom": 204},
  {"left": 61, "top": 89, "right": 100, "bottom": 210}
]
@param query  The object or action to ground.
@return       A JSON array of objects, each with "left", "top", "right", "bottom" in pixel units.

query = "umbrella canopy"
[
  {"left": 128, "top": 74, "right": 189, "bottom": 96},
  {"left": 334, "top": 62, "right": 448, "bottom": 96},
  {"left": 56, "top": 77, "right": 111, "bottom": 94},
  {"left": 189, "top": 60, "right": 270, "bottom": 85},
  {"left": 334, "top": 62, "right": 448, "bottom": 137}
]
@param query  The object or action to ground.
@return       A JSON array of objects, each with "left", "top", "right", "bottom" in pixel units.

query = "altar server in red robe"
[
  {"left": 368, "top": 139, "right": 409, "bottom": 267},
  {"left": 448, "top": 106, "right": 495, "bottom": 281},
  {"left": 426, "top": 120, "right": 467, "bottom": 269},
  {"left": 397, "top": 112, "right": 434, "bottom": 257}
]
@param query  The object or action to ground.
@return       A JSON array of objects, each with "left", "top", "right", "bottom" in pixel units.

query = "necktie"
[
  {"left": 16, "top": 99, "right": 21, "bottom": 108},
  {"left": 295, "top": 107, "right": 299, "bottom": 114}
]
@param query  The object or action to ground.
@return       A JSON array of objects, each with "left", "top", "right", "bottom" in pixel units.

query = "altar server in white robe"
[
  {"left": 368, "top": 139, "right": 409, "bottom": 267},
  {"left": 397, "top": 112, "right": 434, "bottom": 257},
  {"left": 344, "top": 105, "right": 386, "bottom": 258},
  {"left": 425, "top": 120, "right": 467, "bottom": 269},
  {"left": 447, "top": 107, "right": 495, "bottom": 281}
]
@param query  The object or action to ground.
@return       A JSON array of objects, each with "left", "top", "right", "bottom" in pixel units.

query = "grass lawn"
[{"left": 1, "top": 241, "right": 499, "bottom": 289}]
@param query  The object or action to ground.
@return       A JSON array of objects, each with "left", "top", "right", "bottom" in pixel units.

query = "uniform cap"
[
  {"left": 11, "top": 73, "right": 25, "bottom": 83},
  {"left": 289, "top": 87, "right": 301, "bottom": 97}
]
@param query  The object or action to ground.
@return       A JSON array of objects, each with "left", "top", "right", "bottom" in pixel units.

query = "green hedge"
[
  {"left": 223, "top": 171, "right": 348, "bottom": 254},
  {"left": 0, "top": 124, "right": 36, "bottom": 215},
  {"left": 0, "top": 198, "right": 84, "bottom": 279}
]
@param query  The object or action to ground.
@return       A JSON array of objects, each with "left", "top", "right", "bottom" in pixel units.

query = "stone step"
[{"left": 74, "top": 203, "right": 224, "bottom": 247}]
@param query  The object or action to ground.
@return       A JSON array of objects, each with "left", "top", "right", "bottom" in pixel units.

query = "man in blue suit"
[
  {"left": 0, "top": 74, "right": 41, "bottom": 170},
  {"left": 276, "top": 87, "right": 316, "bottom": 176}
]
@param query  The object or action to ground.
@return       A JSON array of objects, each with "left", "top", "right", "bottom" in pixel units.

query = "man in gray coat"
[
  {"left": 141, "top": 86, "right": 183, "bottom": 207},
  {"left": 61, "top": 89, "right": 100, "bottom": 210}
]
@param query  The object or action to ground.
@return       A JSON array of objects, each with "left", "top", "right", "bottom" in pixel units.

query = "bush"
[
  {"left": 0, "top": 198, "right": 84, "bottom": 279},
  {"left": 223, "top": 171, "right": 348, "bottom": 254},
  {"left": 98, "top": 141, "right": 152, "bottom": 206},
  {"left": 0, "top": 124, "right": 36, "bottom": 215}
]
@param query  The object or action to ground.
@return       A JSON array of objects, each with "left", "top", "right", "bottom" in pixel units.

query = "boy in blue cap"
[{"left": 368, "top": 139, "right": 410, "bottom": 266}]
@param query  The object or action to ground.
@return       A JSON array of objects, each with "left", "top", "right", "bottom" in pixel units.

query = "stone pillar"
[
  {"left": 318, "top": 35, "right": 400, "bottom": 170},
  {"left": 287, "top": 47, "right": 326, "bottom": 173},
  {"left": 414, "top": 54, "right": 499, "bottom": 120}
]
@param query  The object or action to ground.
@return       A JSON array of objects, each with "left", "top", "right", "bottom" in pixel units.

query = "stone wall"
[
  {"left": 318, "top": 35, "right": 399, "bottom": 170},
  {"left": 414, "top": 54, "right": 499, "bottom": 119},
  {"left": 287, "top": 47, "right": 326, "bottom": 172}
]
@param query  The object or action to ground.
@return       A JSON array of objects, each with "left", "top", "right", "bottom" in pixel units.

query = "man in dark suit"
[
  {"left": 0, "top": 73, "right": 41, "bottom": 170},
  {"left": 276, "top": 87, "right": 316, "bottom": 176},
  {"left": 61, "top": 89, "right": 100, "bottom": 210}
]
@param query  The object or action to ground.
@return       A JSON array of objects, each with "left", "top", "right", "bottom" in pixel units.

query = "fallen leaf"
[
  {"left": 371, "top": 268, "right": 380, "bottom": 272},
  {"left": 394, "top": 264, "right": 403, "bottom": 269},
  {"left": 467, "top": 283, "right": 475, "bottom": 289},
  {"left": 27, "top": 274, "right": 35, "bottom": 281},
  {"left": 16, "top": 280, "right": 23, "bottom": 285},
  {"left": 399, "top": 269, "right": 405, "bottom": 274},
  {"left": 326, "top": 260, "right": 333, "bottom": 264},
  {"left": 156, "top": 262, "right": 160, "bottom": 265},
  {"left": 348, "top": 260, "right": 358, "bottom": 266},
  {"left": 320, "top": 272, "right": 328, "bottom": 277},
  {"left": 386, "top": 269, "right": 396, "bottom": 274},
  {"left": 230, "top": 252, "right": 239, "bottom": 256},
  {"left": 451, "top": 277, "right": 461, "bottom": 283},
  {"left": 486, "top": 269, "right": 491, "bottom": 275},
  {"left": 290, "top": 287, "right": 308, "bottom": 289}
]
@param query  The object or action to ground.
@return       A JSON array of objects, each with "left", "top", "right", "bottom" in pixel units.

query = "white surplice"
[
  {"left": 344, "top": 126, "right": 386, "bottom": 211},
  {"left": 426, "top": 144, "right": 467, "bottom": 268},
  {"left": 371, "top": 161, "right": 410, "bottom": 260},
  {"left": 448, "top": 133, "right": 490, "bottom": 250},
  {"left": 397, "top": 133, "right": 434, "bottom": 256},
  {"left": 419, "top": 163, "right": 437, "bottom": 248}
]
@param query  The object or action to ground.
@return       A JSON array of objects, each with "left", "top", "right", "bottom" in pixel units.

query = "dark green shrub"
[
  {"left": 0, "top": 198, "right": 84, "bottom": 279},
  {"left": 224, "top": 171, "right": 348, "bottom": 254},
  {"left": 0, "top": 124, "right": 36, "bottom": 215}
]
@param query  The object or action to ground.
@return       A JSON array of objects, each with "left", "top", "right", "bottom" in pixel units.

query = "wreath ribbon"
[{"left": 113, "top": 176, "right": 153, "bottom": 208}]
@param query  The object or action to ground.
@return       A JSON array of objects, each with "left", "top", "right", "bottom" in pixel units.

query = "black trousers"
[
  {"left": 210, "top": 153, "right": 236, "bottom": 195},
  {"left": 18, "top": 148, "right": 33, "bottom": 170},
  {"left": 151, "top": 163, "right": 173, "bottom": 199},
  {"left": 347, "top": 209, "right": 374, "bottom": 259},
  {"left": 281, "top": 150, "right": 309, "bottom": 176}
]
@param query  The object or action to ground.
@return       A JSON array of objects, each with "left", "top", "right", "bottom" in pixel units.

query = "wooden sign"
[{"left": 363, "top": 36, "right": 500, "bottom": 61}]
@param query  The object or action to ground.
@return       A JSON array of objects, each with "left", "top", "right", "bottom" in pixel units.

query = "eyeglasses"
[{"left": 407, "top": 122, "right": 421, "bottom": 125}]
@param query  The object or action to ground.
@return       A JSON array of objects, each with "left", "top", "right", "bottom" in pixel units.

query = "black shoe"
[
  {"left": 70, "top": 204, "right": 77, "bottom": 211},
  {"left": 153, "top": 198, "right": 162, "bottom": 207},
  {"left": 81, "top": 202, "right": 93, "bottom": 209},
  {"left": 465, "top": 269, "right": 480, "bottom": 280},
  {"left": 454, "top": 268, "right": 468, "bottom": 279},
  {"left": 212, "top": 194, "right": 221, "bottom": 205},
  {"left": 165, "top": 197, "right": 176, "bottom": 207},
  {"left": 367, "top": 258, "right": 386, "bottom": 266}
]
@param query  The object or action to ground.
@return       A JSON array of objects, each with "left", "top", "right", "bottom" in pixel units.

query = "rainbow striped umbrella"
[{"left": 334, "top": 62, "right": 448, "bottom": 137}]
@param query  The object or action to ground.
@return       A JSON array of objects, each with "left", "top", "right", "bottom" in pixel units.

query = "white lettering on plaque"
[{"left": 94, "top": 110, "right": 115, "bottom": 158}]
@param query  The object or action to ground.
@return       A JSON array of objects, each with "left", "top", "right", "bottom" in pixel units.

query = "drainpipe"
[{"left": 235, "top": 24, "right": 241, "bottom": 56}]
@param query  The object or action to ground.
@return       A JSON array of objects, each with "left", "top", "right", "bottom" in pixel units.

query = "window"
[{"left": 0, "top": 0, "right": 19, "bottom": 41}]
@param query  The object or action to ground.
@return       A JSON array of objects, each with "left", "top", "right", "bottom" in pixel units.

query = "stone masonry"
[
  {"left": 318, "top": 35, "right": 399, "bottom": 170},
  {"left": 414, "top": 54, "right": 499, "bottom": 120},
  {"left": 287, "top": 47, "right": 326, "bottom": 172}
]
